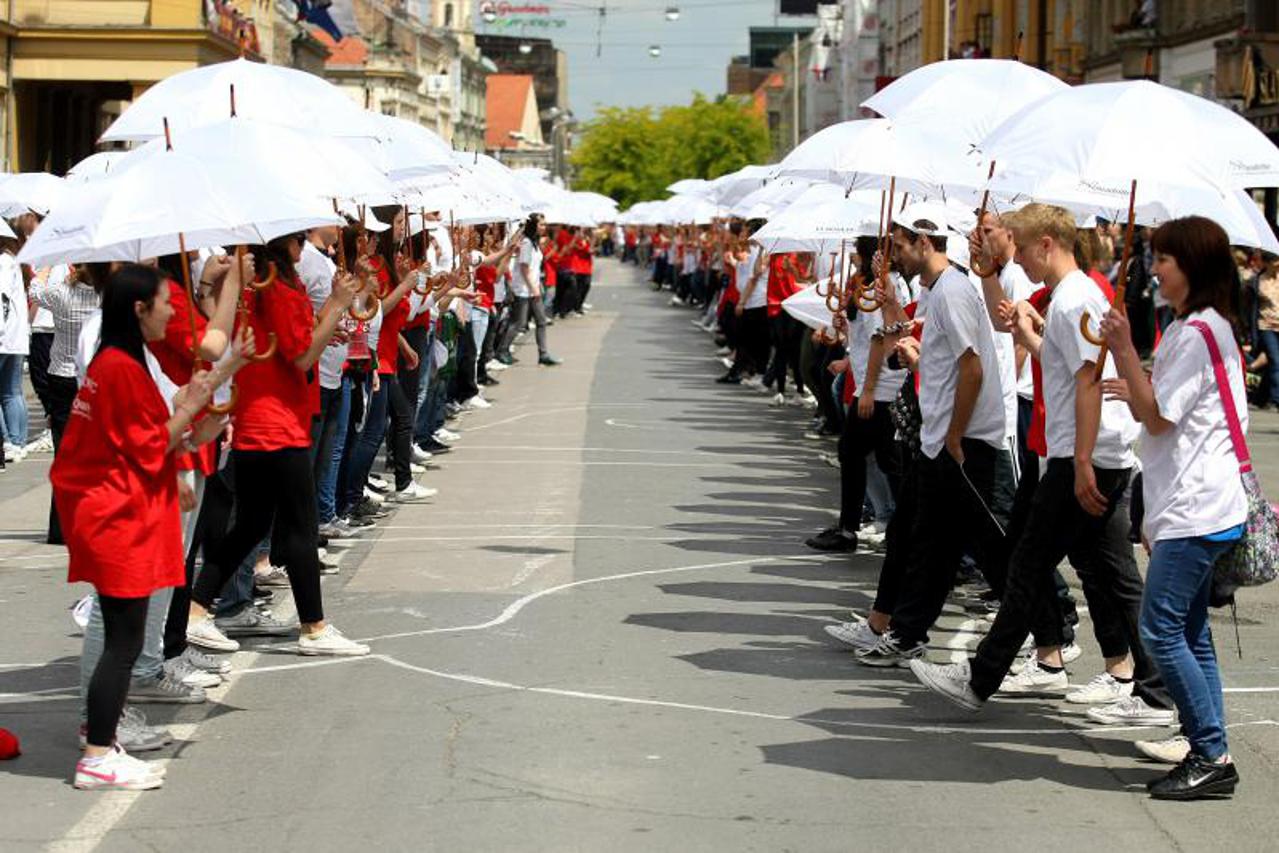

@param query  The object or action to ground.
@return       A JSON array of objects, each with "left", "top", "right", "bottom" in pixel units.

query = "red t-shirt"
[
  {"left": 53, "top": 348, "right": 183, "bottom": 598},
  {"left": 555, "top": 230, "right": 574, "bottom": 272},
  {"left": 148, "top": 279, "right": 218, "bottom": 475},
  {"left": 571, "top": 237, "right": 593, "bottom": 275},
  {"left": 475, "top": 264, "right": 497, "bottom": 312},
  {"left": 368, "top": 256, "right": 409, "bottom": 375},
  {"left": 766, "top": 254, "right": 806, "bottom": 318},
  {"left": 232, "top": 277, "right": 317, "bottom": 451}
]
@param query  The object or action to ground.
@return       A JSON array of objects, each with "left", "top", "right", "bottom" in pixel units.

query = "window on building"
[
  {"left": 444, "top": 3, "right": 453, "bottom": 28},
  {"left": 975, "top": 13, "right": 992, "bottom": 54}
]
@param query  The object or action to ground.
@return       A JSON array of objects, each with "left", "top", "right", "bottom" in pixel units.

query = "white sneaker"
[
  {"left": 857, "top": 520, "right": 888, "bottom": 544},
  {"left": 392, "top": 482, "right": 437, "bottom": 503},
  {"left": 1135, "top": 734, "right": 1191, "bottom": 764},
  {"left": 462, "top": 395, "right": 492, "bottom": 411},
  {"left": 185, "top": 616, "right": 239, "bottom": 652},
  {"left": 998, "top": 656, "right": 1069, "bottom": 695},
  {"left": 716, "top": 346, "right": 732, "bottom": 356},
  {"left": 363, "top": 487, "right": 386, "bottom": 505},
  {"left": 298, "top": 624, "right": 370, "bottom": 657},
  {"left": 163, "top": 656, "right": 221, "bottom": 689},
  {"left": 769, "top": 392, "right": 786, "bottom": 407},
  {"left": 742, "top": 376, "right": 765, "bottom": 390},
  {"left": 485, "top": 359, "right": 509, "bottom": 373},
  {"left": 824, "top": 618, "right": 881, "bottom": 652},
  {"left": 409, "top": 462, "right": 426, "bottom": 475},
  {"left": 1061, "top": 641, "right": 1083, "bottom": 664},
  {"left": 1065, "top": 672, "right": 1134, "bottom": 705},
  {"left": 410, "top": 445, "right": 432, "bottom": 464},
  {"left": 255, "top": 565, "right": 291, "bottom": 588},
  {"left": 74, "top": 744, "right": 164, "bottom": 791},
  {"left": 434, "top": 427, "right": 461, "bottom": 442},
  {"left": 3, "top": 442, "right": 25, "bottom": 462},
  {"left": 367, "top": 474, "right": 392, "bottom": 493},
  {"left": 24, "top": 430, "right": 53, "bottom": 454},
  {"left": 909, "top": 658, "right": 983, "bottom": 712},
  {"left": 1086, "top": 695, "right": 1177, "bottom": 726},
  {"left": 720, "top": 357, "right": 735, "bottom": 370},
  {"left": 180, "top": 645, "right": 231, "bottom": 675}
]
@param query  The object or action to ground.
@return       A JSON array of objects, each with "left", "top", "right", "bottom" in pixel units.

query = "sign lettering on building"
[{"left": 479, "top": 1, "right": 568, "bottom": 28}]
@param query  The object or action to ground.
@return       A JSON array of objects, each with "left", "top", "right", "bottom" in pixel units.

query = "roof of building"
[
  {"left": 485, "top": 74, "right": 535, "bottom": 150},
  {"left": 311, "top": 27, "right": 368, "bottom": 67}
]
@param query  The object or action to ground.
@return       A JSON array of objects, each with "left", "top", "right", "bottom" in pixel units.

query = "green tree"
[{"left": 571, "top": 95, "right": 770, "bottom": 209}]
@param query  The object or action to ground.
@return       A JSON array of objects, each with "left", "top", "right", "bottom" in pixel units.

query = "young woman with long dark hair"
[
  {"left": 185, "top": 234, "right": 364, "bottom": 656},
  {"left": 56, "top": 264, "right": 231, "bottom": 790},
  {"left": 1101, "top": 216, "right": 1247, "bottom": 799}
]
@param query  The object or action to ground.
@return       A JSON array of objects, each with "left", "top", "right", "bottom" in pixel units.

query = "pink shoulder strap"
[{"left": 1187, "top": 319, "right": 1251, "bottom": 474}]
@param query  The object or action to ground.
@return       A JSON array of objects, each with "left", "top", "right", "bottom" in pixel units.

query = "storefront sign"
[{"left": 480, "top": 2, "right": 568, "bottom": 28}]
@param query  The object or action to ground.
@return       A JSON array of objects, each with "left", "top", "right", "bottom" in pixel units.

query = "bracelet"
[{"left": 871, "top": 320, "right": 913, "bottom": 341}]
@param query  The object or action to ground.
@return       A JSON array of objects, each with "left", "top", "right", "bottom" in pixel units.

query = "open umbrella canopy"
[
  {"left": 65, "top": 152, "right": 127, "bottom": 183},
  {"left": 337, "top": 114, "right": 456, "bottom": 183},
  {"left": 666, "top": 178, "right": 712, "bottom": 197},
  {"left": 706, "top": 165, "right": 774, "bottom": 207},
  {"left": 979, "top": 79, "right": 1279, "bottom": 193},
  {"left": 18, "top": 142, "right": 340, "bottom": 267},
  {"left": 101, "top": 58, "right": 386, "bottom": 143},
  {"left": 751, "top": 184, "right": 883, "bottom": 255},
  {"left": 0, "top": 172, "right": 69, "bottom": 216},
  {"left": 730, "top": 177, "right": 817, "bottom": 220},
  {"left": 863, "top": 58, "right": 1068, "bottom": 146},
  {"left": 114, "top": 119, "right": 396, "bottom": 204}
]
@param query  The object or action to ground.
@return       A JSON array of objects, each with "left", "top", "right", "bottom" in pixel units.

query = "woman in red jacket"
[
  {"left": 186, "top": 234, "right": 363, "bottom": 656},
  {"left": 56, "top": 264, "right": 229, "bottom": 790}
]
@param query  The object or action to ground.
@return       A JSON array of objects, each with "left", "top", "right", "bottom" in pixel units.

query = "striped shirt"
[{"left": 30, "top": 265, "right": 100, "bottom": 379}]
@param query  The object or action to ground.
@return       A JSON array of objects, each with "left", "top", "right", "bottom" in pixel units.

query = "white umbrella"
[
  {"left": 338, "top": 114, "right": 455, "bottom": 183},
  {"left": 101, "top": 57, "right": 386, "bottom": 143},
  {"left": 114, "top": 119, "right": 396, "bottom": 204},
  {"left": 0, "top": 172, "right": 69, "bottom": 216},
  {"left": 707, "top": 165, "right": 773, "bottom": 206},
  {"left": 863, "top": 58, "right": 1068, "bottom": 146},
  {"left": 17, "top": 141, "right": 340, "bottom": 267},
  {"left": 730, "top": 177, "right": 817, "bottom": 220},
  {"left": 66, "top": 151, "right": 127, "bottom": 183},
  {"left": 980, "top": 80, "right": 1279, "bottom": 193},
  {"left": 782, "top": 283, "right": 835, "bottom": 332},
  {"left": 666, "top": 178, "right": 712, "bottom": 197},
  {"left": 751, "top": 184, "right": 883, "bottom": 255}
]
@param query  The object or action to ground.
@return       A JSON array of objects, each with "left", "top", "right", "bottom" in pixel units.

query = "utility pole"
[
  {"left": 941, "top": 0, "right": 950, "bottom": 62},
  {"left": 792, "top": 29, "right": 800, "bottom": 150}
]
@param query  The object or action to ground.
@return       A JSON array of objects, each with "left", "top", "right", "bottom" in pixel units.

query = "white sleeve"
[
  {"left": 938, "top": 281, "right": 985, "bottom": 361},
  {"left": 1154, "top": 327, "right": 1209, "bottom": 427},
  {"left": 1052, "top": 289, "right": 1105, "bottom": 375}
]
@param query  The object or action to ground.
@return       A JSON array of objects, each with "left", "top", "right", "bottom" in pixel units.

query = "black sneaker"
[
  {"left": 805, "top": 527, "right": 857, "bottom": 552},
  {"left": 1148, "top": 753, "right": 1239, "bottom": 800},
  {"left": 539, "top": 354, "right": 563, "bottom": 366},
  {"left": 716, "top": 372, "right": 742, "bottom": 385},
  {"left": 421, "top": 438, "right": 452, "bottom": 454},
  {"left": 344, "top": 513, "right": 377, "bottom": 528},
  {"left": 478, "top": 375, "right": 500, "bottom": 386},
  {"left": 351, "top": 497, "right": 390, "bottom": 520}
]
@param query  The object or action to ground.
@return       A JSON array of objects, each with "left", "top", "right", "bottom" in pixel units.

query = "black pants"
[
  {"left": 479, "top": 315, "right": 498, "bottom": 378},
  {"left": 969, "top": 460, "right": 1167, "bottom": 707},
  {"left": 765, "top": 314, "right": 804, "bottom": 394},
  {"left": 573, "top": 272, "right": 592, "bottom": 312},
  {"left": 29, "top": 331, "right": 54, "bottom": 423},
  {"left": 399, "top": 326, "right": 427, "bottom": 410},
  {"left": 733, "top": 307, "right": 770, "bottom": 376},
  {"left": 453, "top": 321, "right": 479, "bottom": 402},
  {"left": 384, "top": 374, "right": 415, "bottom": 491},
  {"left": 553, "top": 274, "right": 577, "bottom": 317},
  {"left": 838, "top": 400, "right": 900, "bottom": 533},
  {"left": 889, "top": 440, "right": 1003, "bottom": 647},
  {"left": 168, "top": 463, "right": 231, "bottom": 660},
  {"left": 46, "top": 374, "right": 78, "bottom": 545},
  {"left": 191, "top": 448, "right": 324, "bottom": 625},
  {"left": 872, "top": 443, "right": 918, "bottom": 615},
  {"left": 86, "top": 593, "right": 149, "bottom": 747}
]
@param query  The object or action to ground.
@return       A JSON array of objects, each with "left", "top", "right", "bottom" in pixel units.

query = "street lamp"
[
  {"left": 519, "top": 42, "right": 533, "bottom": 54},
  {"left": 480, "top": 2, "right": 497, "bottom": 24},
  {"left": 664, "top": 6, "right": 680, "bottom": 21},
  {"left": 649, "top": 45, "right": 662, "bottom": 57}
]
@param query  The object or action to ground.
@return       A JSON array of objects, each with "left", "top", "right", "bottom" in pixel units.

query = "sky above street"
[{"left": 475, "top": 0, "right": 811, "bottom": 121}]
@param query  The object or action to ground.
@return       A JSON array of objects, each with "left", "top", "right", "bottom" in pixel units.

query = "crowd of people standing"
[
  {"left": 629, "top": 200, "right": 1261, "bottom": 802},
  {"left": 0, "top": 208, "right": 604, "bottom": 789}
]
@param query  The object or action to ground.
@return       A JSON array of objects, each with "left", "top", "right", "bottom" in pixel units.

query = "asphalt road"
[{"left": 3, "top": 258, "right": 1279, "bottom": 852}]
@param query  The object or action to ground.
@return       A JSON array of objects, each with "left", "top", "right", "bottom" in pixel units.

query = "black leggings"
[
  {"left": 46, "top": 374, "right": 78, "bottom": 545},
  {"left": 385, "top": 374, "right": 415, "bottom": 491},
  {"left": 191, "top": 448, "right": 324, "bottom": 624},
  {"left": 86, "top": 594, "right": 149, "bottom": 747}
]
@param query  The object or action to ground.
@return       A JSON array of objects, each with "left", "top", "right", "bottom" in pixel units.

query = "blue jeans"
[
  {"left": 314, "top": 377, "right": 351, "bottom": 524},
  {"left": 1258, "top": 330, "right": 1279, "bottom": 406},
  {"left": 0, "top": 353, "right": 28, "bottom": 446},
  {"left": 1141, "top": 535, "right": 1237, "bottom": 760},
  {"left": 345, "top": 379, "right": 389, "bottom": 509}
]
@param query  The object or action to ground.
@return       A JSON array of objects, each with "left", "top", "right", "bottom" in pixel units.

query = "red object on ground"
[{"left": 0, "top": 727, "right": 20, "bottom": 759}]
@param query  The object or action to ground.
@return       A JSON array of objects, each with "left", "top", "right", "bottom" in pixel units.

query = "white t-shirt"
[
  {"left": 975, "top": 266, "right": 1019, "bottom": 444},
  {"left": 0, "top": 254, "right": 30, "bottom": 355},
  {"left": 1041, "top": 270, "right": 1138, "bottom": 468},
  {"left": 739, "top": 247, "right": 767, "bottom": 310},
  {"left": 1141, "top": 308, "right": 1248, "bottom": 542},
  {"left": 297, "top": 241, "right": 347, "bottom": 391},
  {"left": 999, "top": 261, "right": 1037, "bottom": 400},
  {"left": 848, "top": 271, "right": 911, "bottom": 403},
  {"left": 918, "top": 265, "right": 1008, "bottom": 459},
  {"left": 512, "top": 237, "right": 542, "bottom": 298}
]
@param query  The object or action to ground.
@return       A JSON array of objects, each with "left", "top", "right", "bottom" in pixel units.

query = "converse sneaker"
[
  {"left": 769, "top": 392, "right": 786, "bottom": 407},
  {"left": 179, "top": 646, "right": 231, "bottom": 676},
  {"left": 186, "top": 616, "right": 239, "bottom": 652},
  {"left": 434, "top": 427, "right": 461, "bottom": 442},
  {"left": 74, "top": 744, "right": 164, "bottom": 791},
  {"left": 909, "top": 658, "right": 984, "bottom": 712},
  {"left": 824, "top": 618, "right": 881, "bottom": 652},
  {"left": 127, "top": 672, "right": 206, "bottom": 705},
  {"left": 856, "top": 630, "right": 925, "bottom": 668},
  {"left": 461, "top": 395, "right": 492, "bottom": 411},
  {"left": 1135, "top": 734, "right": 1191, "bottom": 765},
  {"left": 1087, "top": 695, "right": 1177, "bottom": 726},
  {"left": 410, "top": 444, "right": 433, "bottom": 464},
  {"left": 215, "top": 605, "right": 298, "bottom": 637},
  {"left": 78, "top": 706, "right": 171, "bottom": 753},
  {"left": 1065, "top": 672, "right": 1134, "bottom": 705},
  {"left": 163, "top": 656, "right": 221, "bottom": 689},
  {"left": 255, "top": 565, "right": 291, "bottom": 587},
  {"left": 998, "top": 656, "right": 1069, "bottom": 695},
  {"left": 297, "top": 624, "right": 370, "bottom": 657},
  {"left": 391, "top": 482, "right": 437, "bottom": 503}
]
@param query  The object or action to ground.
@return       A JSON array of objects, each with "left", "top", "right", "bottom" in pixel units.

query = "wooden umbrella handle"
[
  {"left": 206, "top": 384, "right": 239, "bottom": 416},
  {"left": 247, "top": 260, "right": 277, "bottom": 291}
]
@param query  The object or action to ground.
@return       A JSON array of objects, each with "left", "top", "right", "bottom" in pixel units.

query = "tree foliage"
[{"left": 571, "top": 94, "right": 770, "bottom": 209}]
